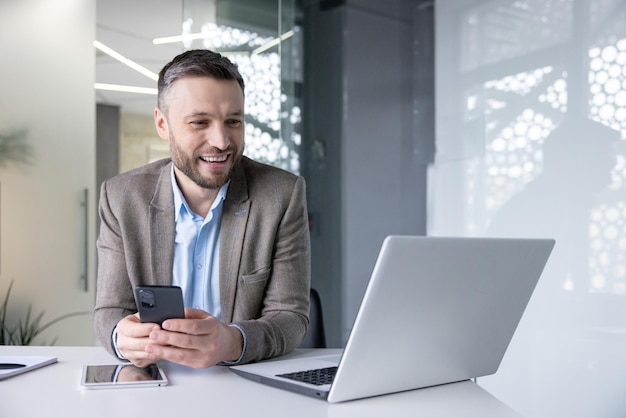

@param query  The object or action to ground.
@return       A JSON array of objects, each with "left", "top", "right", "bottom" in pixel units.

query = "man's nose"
[{"left": 206, "top": 124, "right": 230, "bottom": 150}]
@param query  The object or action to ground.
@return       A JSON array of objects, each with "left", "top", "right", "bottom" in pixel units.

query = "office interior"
[{"left": 0, "top": 0, "right": 624, "bottom": 417}]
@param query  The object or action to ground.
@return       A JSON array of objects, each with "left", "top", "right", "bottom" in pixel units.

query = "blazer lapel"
[
  {"left": 220, "top": 161, "right": 250, "bottom": 322},
  {"left": 149, "top": 161, "right": 176, "bottom": 285}
]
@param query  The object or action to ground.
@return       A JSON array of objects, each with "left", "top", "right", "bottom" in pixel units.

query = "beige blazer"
[{"left": 94, "top": 157, "right": 311, "bottom": 364}]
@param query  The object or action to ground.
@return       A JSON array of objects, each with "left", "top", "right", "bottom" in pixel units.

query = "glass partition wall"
[
  {"left": 433, "top": 1, "right": 626, "bottom": 417},
  {"left": 181, "top": 0, "right": 302, "bottom": 174}
]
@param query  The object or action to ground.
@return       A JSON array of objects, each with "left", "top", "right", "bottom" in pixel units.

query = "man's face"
[{"left": 154, "top": 76, "right": 245, "bottom": 190}]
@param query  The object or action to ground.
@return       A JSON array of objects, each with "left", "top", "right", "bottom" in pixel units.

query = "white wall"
[
  {"left": 0, "top": 0, "right": 96, "bottom": 345},
  {"left": 433, "top": 1, "right": 626, "bottom": 417}
]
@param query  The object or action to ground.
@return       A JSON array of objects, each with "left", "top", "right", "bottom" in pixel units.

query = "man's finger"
[{"left": 150, "top": 328, "right": 199, "bottom": 349}]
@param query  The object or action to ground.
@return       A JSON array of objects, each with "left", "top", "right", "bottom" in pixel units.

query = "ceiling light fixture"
[
  {"left": 152, "top": 28, "right": 295, "bottom": 56},
  {"left": 94, "top": 83, "right": 157, "bottom": 95},
  {"left": 251, "top": 29, "right": 295, "bottom": 55},
  {"left": 94, "top": 40, "right": 159, "bottom": 81},
  {"left": 152, "top": 32, "right": 207, "bottom": 45}
]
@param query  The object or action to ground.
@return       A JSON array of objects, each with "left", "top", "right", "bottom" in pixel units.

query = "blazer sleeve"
[{"left": 93, "top": 179, "right": 138, "bottom": 356}]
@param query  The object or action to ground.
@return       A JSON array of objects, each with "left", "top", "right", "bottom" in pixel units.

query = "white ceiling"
[{"left": 95, "top": 0, "right": 184, "bottom": 115}]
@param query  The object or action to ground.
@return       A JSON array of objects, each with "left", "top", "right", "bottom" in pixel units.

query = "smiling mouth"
[{"left": 200, "top": 154, "right": 229, "bottom": 163}]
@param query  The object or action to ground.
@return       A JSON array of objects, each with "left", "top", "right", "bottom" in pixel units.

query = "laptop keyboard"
[{"left": 277, "top": 366, "right": 338, "bottom": 386}]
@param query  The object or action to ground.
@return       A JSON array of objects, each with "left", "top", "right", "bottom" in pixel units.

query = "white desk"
[{"left": 0, "top": 346, "right": 521, "bottom": 418}]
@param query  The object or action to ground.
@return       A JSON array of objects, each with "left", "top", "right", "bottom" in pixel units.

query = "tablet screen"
[{"left": 81, "top": 364, "right": 168, "bottom": 388}]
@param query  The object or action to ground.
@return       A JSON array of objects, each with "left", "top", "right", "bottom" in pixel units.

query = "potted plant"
[
  {"left": 0, "top": 280, "right": 89, "bottom": 345},
  {"left": 0, "top": 129, "right": 33, "bottom": 168}
]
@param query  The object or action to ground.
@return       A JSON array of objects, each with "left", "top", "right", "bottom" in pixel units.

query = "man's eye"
[
  {"left": 190, "top": 120, "right": 208, "bottom": 127},
  {"left": 227, "top": 119, "right": 242, "bottom": 127}
]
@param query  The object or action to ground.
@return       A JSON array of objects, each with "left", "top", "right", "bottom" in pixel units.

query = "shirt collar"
[{"left": 170, "top": 164, "right": 230, "bottom": 221}]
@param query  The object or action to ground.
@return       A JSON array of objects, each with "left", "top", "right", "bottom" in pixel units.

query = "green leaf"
[{"left": 0, "top": 279, "right": 89, "bottom": 345}]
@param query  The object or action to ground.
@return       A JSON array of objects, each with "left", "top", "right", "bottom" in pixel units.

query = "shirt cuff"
[
  {"left": 111, "top": 326, "right": 127, "bottom": 361},
  {"left": 219, "top": 323, "right": 247, "bottom": 365}
]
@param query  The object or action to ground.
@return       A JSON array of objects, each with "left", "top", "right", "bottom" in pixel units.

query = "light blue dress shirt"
[
  {"left": 169, "top": 168, "right": 246, "bottom": 364},
  {"left": 171, "top": 167, "right": 228, "bottom": 318}
]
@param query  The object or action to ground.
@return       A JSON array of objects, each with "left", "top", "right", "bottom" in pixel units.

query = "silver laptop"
[{"left": 230, "top": 235, "right": 555, "bottom": 403}]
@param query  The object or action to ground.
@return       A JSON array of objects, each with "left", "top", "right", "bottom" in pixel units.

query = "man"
[{"left": 94, "top": 49, "right": 311, "bottom": 368}]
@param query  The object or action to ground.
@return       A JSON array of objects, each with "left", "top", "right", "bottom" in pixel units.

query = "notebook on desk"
[
  {"left": 0, "top": 355, "right": 57, "bottom": 380},
  {"left": 230, "top": 235, "right": 555, "bottom": 403}
]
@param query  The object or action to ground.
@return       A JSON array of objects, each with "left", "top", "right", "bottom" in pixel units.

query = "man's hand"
[
  {"left": 116, "top": 313, "right": 160, "bottom": 368},
  {"left": 144, "top": 308, "right": 243, "bottom": 369}
]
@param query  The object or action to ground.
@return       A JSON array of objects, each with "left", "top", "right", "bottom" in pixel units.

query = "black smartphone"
[{"left": 135, "top": 285, "right": 185, "bottom": 325}]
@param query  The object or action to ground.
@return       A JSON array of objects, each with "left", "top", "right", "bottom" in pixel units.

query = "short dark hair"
[{"left": 157, "top": 49, "right": 245, "bottom": 112}]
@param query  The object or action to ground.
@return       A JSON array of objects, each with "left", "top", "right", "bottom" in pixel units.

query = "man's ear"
[{"left": 154, "top": 107, "right": 170, "bottom": 141}]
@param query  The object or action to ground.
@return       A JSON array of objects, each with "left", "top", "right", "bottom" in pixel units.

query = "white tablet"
[{"left": 81, "top": 364, "right": 168, "bottom": 389}]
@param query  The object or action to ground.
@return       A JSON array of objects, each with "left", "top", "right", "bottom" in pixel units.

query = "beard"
[{"left": 168, "top": 132, "right": 240, "bottom": 190}]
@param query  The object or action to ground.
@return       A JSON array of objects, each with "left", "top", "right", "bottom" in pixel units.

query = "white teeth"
[{"left": 200, "top": 155, "right": 228, "bottom": 162}]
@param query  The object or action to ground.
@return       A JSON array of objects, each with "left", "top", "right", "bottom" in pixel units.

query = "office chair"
[{"left": 298, "top": 288, "right": 327, "bottom": 348}]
